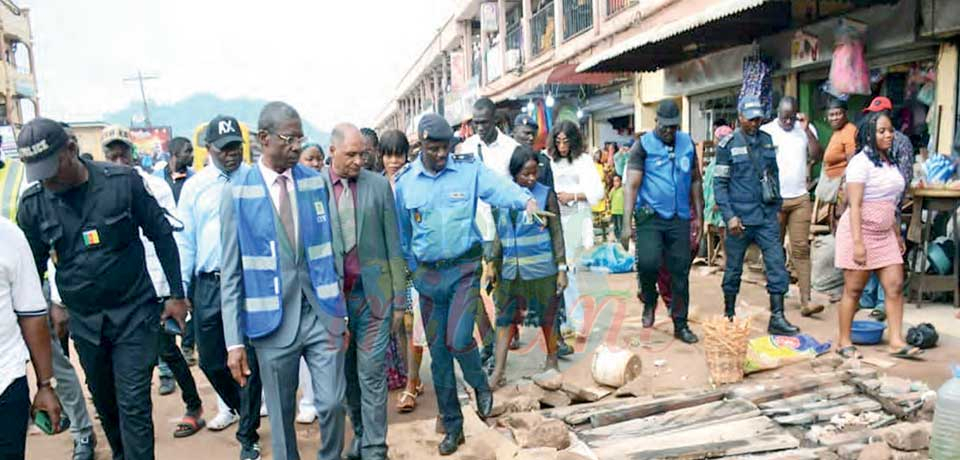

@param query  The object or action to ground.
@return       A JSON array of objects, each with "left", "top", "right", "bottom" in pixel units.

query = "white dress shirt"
[
  {"left": 762, "top": 120, "right": 818, "bottom": 200},
  {"left": 258, "top": 158, "right": 299, "bottom": 242},
  {"left": 460, "top": 129, "right": 520, "bottom": 241}
]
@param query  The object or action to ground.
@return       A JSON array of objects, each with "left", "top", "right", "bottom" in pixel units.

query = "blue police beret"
[
  {"left": 418, "top": 114, "right": 453, "bottom": 142},
  {"left": 513, "top": 113, "right": 538, "bottom": 130}
]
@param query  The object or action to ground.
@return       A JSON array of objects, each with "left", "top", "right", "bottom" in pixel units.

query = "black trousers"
[
  {"left": 633, "top": 211, "right": 692, "bottom": 325},
  {"left": 0, "top": 377, "right": 29, "bottom": 460},
  {"left": 74, "top": 311, "right": 159, "bottom": 460},
  {"left": 193, "top": 273, "right": 261, "bottom": 446},
  {"left": 157, "top": 330, "right": 202, "bottom": 412}
]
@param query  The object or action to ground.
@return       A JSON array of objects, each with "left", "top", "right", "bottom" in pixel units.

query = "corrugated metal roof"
[{"left": 577, "top": 0, "right": 781, "bottom": 73}]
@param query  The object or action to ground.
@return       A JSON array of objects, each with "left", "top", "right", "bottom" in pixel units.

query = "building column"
[
  {"left": 935, "top": 42, "right": 958, "bottom": 154},
  {"left": 480, "top": 27, "right": 489, "bottom": 86},
  {"left": 521, "top": 0, "right": 532, "bottom": 63},
  {"left": 554, "top": 0, "right": 565, "bottom": 47},
  {"left": 462, "top": 21, "right": 473, "bottom": 81},
  {"left": 594, "top": 0, "right": 604, "bottom": 34},
  {"left": 433, "top": 69, "right": 441, "bottom": 114},
  {"left": 497, "top": 0, "right": 507, "bottom": 75},
  {"left": 784, "top": 71, "right": 798, "bottom": 99}
]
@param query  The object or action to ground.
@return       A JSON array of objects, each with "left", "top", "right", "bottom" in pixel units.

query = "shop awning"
[
  {"left": 577, "top": 0, "right": 791, "bottom": 73},
  {"left": 546, "top": 63, "right": 621, "bottom": 85}
]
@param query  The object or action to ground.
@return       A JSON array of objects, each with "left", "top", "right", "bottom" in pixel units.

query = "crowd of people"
[{"left": 0, "top": 90, "right": 937, "bottom": 460}]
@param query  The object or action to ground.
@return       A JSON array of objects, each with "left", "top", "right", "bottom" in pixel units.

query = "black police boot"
[
  {"left": 724, "top": 294, "right": 737, "bottom": 320},
  {"left": 768, "top": 294, "right": 800, "bottom": 336},
  {"left": 673, "top": 320, "right": 699, "bottom": 344},
  {"left": 475, "top": 388, "right": 494, "bottom": 420},
  {"left": 641, "top": 290, "right": 657, "bottom": 328},
  {"left": 481, "top": 342, "right": 495, "bottom": 374},
  {"left": 438, "top": 430, "right": 465, "bottom": 456}
]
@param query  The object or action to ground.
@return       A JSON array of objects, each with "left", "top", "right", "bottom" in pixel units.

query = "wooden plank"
[
  {"left": 813, "top": 399, "right": 883, "bottom": 421},
  {"left": 587, "top": 389, "right": 727, "bottom": 428},
  {"left": 724, "top": 447, "right": 830, "bottom": 460},
  {"left": 579, "top": 399, "right": 759, "bottom": 443},
  {"left": 854, "top": 380, "right": 909, "bottom": 419},
  {"left": 539, "top": 396, "right": 649, "bottom": 423},
  {"left": 588, "top": 416, "right": 799, "bottom": 459}
]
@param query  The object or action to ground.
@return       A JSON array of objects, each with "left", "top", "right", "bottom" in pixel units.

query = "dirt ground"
[{"left": 25, "top": 267, "right": 959, "bottom": 459}]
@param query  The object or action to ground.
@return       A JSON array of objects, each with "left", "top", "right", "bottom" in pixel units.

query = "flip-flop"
[
  {"left": 890, "top": 346, "right": 925, "bottom": 361},
  {"left": 869, "top": 309, "right": 887, "bottom": 322},
  {"left": 836, "top": 345, "right": 861, "bottom": 359},
  {"left": 174, "top": 414, "right": 205, "bottom": 438}
]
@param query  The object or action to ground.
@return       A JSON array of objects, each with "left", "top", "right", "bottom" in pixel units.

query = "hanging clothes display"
[
  {"left": 740, "top": 52, "right": 774, "bottom": 118},
  {"left": 829, "top": 21, "right": 870, "bottom": 95}
]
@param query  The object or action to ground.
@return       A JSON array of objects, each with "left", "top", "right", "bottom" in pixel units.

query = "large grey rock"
[
  {"left": 858, "top": 443, "right": 892, "bottom": 460},
  {"left": 881, "top": 422, "right": 931, "bottom": 452},
  {"left": 514, "top": 448, "right": 559, "bottom": 460},
  {"left": 498, "top": 413, "right": 571, "bottom": 450}
]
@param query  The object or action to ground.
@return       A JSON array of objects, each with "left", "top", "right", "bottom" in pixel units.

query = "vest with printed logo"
[
  {"left": 497, "top": 182, "right": 557, "bottom": 281},
  {"left": 231, "top": 164, "right": 345, "bottom": 339},
  {"left": 637, "top": 131, "right": 695, "bottom": 219}
]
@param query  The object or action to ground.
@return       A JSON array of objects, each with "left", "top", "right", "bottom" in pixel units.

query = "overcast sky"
[{"left": 21, "top": 0, "right": 454, "bottom": 129}]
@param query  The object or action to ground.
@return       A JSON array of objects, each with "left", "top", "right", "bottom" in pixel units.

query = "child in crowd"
[{"left": 609, "top": 175, "right": 624, "bottom": 240}]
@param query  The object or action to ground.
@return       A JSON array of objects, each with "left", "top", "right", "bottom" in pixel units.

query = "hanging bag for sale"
[{"left": 829, "top": 20, "right": 870, "bottom": 95}]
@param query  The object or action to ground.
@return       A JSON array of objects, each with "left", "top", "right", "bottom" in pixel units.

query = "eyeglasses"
[{"left": 271, "top": 132, "right": 306, "bottom": 146}]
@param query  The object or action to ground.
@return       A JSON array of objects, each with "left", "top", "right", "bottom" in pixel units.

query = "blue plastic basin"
[{"left": 851, "top": 320, "right": 887, "bottom": 345}]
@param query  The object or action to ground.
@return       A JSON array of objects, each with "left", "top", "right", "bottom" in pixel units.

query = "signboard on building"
[
  {"left": 130, "top": 126, "right": 172, "bottom": 158},
  {"left": 791, "top": 31, "right": 820, "bottom": 68},
  {"left": 480, "top": 3, "right": 499, "bottom": 33},
  {"left": 450, "top": 50, "right": 467, "bottom": 93},
  {"left": 0, "top": 126, "right": 17, "bottom": 159}
]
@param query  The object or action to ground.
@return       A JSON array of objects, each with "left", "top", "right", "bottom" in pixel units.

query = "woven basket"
[{"left": 702, "top": 316, "right": 751, "bottom": 385}]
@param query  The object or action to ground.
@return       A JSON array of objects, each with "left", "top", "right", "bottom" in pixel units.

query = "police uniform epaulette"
[
  {"left": 451, "top": 153, "right": 475, "bottom": 163},
  {"left": 20, "top": 181, "right": 42, "bottom": 199},
  {"left": 393, "top": 162, "right": 412, "bottom": 180},
  {"left": 717, "top": 134, "right": 734, "bottom": 148}
]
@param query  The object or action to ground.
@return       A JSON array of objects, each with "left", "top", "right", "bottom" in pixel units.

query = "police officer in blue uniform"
[
  {"left": 395, "top": 114, "right": 549, "bottom": 455},
  {"left": 714, "top": 96, "right": 800, "bottom": 336},
  {"left": 620, "top": 100, "right": 702, "bottom": 344}
]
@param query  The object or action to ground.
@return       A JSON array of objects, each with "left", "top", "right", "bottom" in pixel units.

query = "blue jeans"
[
  {"left": 414, "top": 252, "right": 489, "bottom": 435},
  {"left": 722, "top": 219, "right": 790, "bottom": 296},
  {"left": 860, "top": 273, "right": 886, "bottom": 312}
]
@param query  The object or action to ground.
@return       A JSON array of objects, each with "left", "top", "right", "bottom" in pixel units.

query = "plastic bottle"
[{"left": 931, "top": 365, "right": 960, "bottom": 459}]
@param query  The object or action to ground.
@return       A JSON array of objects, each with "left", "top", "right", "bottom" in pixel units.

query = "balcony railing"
[
  {"left": 505, "top": 23, "right": 523, "bottom": 69},
  {"left": 531, "top": 2, "right": 554, "bottom": 58},
  {"left": 606, "top": 0, "right": 637, "bottom": 17},
  {"left": 563, "top": 0, "right": 593, "bottom": 40}
]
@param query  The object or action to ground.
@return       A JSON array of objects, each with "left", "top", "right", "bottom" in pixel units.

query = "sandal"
[
  {"left": 397, "top": 391, "right": 418, "bottom": 413},
  {"left": 174, "top": 413, "right": 205, "bottom": 438},
  {"left": 836, "top": 345, "right": 861, "bottom": 359},
  {"left": 890, "top": 345, "right": 925, "bottom": 361}
]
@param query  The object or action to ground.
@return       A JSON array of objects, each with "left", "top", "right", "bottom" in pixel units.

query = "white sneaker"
[
  {"left": 207, "top": 410, "right": 239, "bottom": 431},
  {"left": 295, "top": 407, "right": 317, "bottom": 424},
  {"left": 259, "top": 402, "right": 268, "bottom": 417}
]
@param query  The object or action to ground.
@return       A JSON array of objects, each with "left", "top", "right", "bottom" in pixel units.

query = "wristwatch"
[{"left": 38, "top": 377, "right": 58, "bottom": 390}]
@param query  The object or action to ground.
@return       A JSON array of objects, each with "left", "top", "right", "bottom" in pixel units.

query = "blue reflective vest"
[
  {"left": 497, "top": 182, "right": 557, "bottom": 281},
  {"left": 231, "top": 164, "right": 344, "bottom": 339},
  {"left": 637, "top": 131, "right": 695, "bottom": 219}
]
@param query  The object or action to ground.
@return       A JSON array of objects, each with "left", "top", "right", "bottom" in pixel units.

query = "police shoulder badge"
[{"left": 717, "top": 134, "right": 733, "bottom": 148}]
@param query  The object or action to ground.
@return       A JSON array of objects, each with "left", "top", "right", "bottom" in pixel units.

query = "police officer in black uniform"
[
  {"left": 714, "top": 96, "right": 800, "bottom": 336},
  {"left": 16, "top": 118, "right": 188, "bottom": 460}
]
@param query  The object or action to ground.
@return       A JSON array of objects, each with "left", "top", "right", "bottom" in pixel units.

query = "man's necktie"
[
  {"left": 338, "top": 178, "right": 357, "bottom": 252},
  {"left": 276, "top": 175, "right": 296, "bottom": 248}
]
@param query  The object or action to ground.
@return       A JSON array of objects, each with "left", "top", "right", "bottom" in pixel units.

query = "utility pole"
[{"left": 123, "top": 70, "right": 158, "bottom": 128}]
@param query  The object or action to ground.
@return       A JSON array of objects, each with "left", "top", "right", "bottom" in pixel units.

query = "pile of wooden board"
[{"left": 521, "top": 366, "right": 936, "bottom": 459}]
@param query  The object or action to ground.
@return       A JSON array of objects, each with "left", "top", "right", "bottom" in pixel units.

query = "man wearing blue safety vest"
[
  {"left": 620, "top": 100, "right": 702, "bottom": 344},
  {"left": 714, "top": 96, "right": 800, "bottom": 336},
  {"left": 394, "top": 113, "right": 550, "bottom": 456}
]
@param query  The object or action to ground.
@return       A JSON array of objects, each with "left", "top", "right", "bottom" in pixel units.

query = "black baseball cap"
[
  {"left": 656, "top": 100, "right": 681, "bottom": 126},
  {"left": 418, "top": 114, "right": 454, "bottom": 142},
  {"left": 17, "top": 118, "right": 71, "bottom": 182},
  {"left": 205, "top": 115, "right": 244, "bottom": 150}
]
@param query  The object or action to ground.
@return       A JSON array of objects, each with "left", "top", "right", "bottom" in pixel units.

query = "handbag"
[
  {"left": 748, "top": 151, "right": 781, "bottom": 205},
  {"left": 815, "top": 168, "right": 843, "bottom": 204}
]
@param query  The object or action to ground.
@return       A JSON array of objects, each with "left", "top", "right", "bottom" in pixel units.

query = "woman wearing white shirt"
[{"left": 548, "top": 121, "right": 604, "bottom": 337}]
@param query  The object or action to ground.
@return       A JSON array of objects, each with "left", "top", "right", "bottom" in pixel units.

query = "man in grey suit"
[
  {"left": 221, "top": 101, "right": 348, "bottom": 460},
  {"left": 324, "top": 123, "right": 406, "bottom": 460}
]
